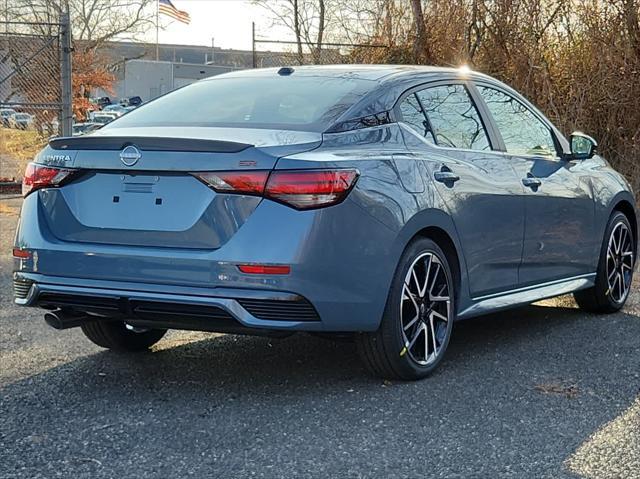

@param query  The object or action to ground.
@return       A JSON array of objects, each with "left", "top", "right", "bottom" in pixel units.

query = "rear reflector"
[
  {"left": 193, "top": 169, "right": 359, "bottom": 210},
  {"left": 22, "top": 162, "right": 78, "bottom": 197},
  {"left": 238, "top": 264, "right": 291, "bottom": 275},
  {"left": 12, "top": 248, "right": 31, "bottom": 259}
]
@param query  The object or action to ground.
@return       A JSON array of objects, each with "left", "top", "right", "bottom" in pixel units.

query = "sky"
[{"left": 148, "top": 0, "right": 291, "bottom": 50}]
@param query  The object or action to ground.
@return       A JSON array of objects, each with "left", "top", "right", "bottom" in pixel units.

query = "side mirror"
[{"left": 569, "top": 132, "right": 597, "bottom": 160}]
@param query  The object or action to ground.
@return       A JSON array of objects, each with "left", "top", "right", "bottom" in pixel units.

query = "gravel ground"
[{"left": 1, "top": 195, "right": 638, "bottom": 479}]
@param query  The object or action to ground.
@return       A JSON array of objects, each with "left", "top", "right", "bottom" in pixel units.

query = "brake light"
[
  {"left": 22, "top": 162, "right": 78, "bottom": 197},
  {"left": 265, "top": 169, "right": 359, "bottom": 210},
  {"left": 193, "top": 171, "right": 269, "bottom": 195},
  {"left": 192, "top": 169, "right": 359, "bottom": 210}
]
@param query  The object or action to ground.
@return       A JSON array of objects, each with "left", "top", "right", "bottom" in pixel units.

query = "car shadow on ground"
[
  {"left": 2, "top": 303, "right": 639, "bottom": 478},
  {"left": 3, "top": 303, "right": 638, "bottom": 395}
]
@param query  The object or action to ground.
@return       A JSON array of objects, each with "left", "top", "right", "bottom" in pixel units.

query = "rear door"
[
  {"left": 474, "top": 84, "right": 596, "bottom": 285},
  {"left": 398, "top": 82, "right": 525, "bottom": 298}
]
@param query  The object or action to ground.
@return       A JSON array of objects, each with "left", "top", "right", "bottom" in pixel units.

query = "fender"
[
  {"left": 605, "top": 190, "right": 638, "bottom": 253},
  {"left": 389, "top": 207, "right": 472, "bottom": 316}
]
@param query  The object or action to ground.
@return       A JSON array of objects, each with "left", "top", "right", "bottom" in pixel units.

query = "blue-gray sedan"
[{"left": 13, "top": 65, "right": 637, "bottom": 379}]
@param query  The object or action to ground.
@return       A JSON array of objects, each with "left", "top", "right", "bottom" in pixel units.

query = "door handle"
[
  {"left": 434, "top": 171, "right": 460, "bottom": 183},
  {"left": 522, "top": 177, "right": 542, "bottom": 188}
]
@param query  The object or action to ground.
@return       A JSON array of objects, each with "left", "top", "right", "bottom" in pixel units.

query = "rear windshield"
[{"left": 105, "top": 75, "right": 374, "bottom": 132}]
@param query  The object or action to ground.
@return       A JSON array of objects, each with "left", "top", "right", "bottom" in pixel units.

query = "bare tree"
[
  {"left": 410, "top": 0, "right": 427, "bottom": 61},
  {"left": 254, "top": 0, "right": 332, "bottom": 64},
  {"left": 12, "top": 0, "right": 156, "bottom": 49}
]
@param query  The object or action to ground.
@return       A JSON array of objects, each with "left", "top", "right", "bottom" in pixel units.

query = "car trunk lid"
[{"left": 38, "top": 127, "right": 321, "bottom": 250}]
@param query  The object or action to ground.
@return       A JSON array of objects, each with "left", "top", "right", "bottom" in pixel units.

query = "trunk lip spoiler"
[{"left": 49, "top": 136, "right": 253, "bottom": 153}]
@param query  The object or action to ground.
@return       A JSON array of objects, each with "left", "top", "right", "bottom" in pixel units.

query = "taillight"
[
  {"left": 265, "top": 170, "right": 359, "bottom": 210},
  {"left": 192, "top": 169, "right": 359, "bottom": 210},
  {"left": 22, "top": 162, "right": 78, "bottom": 197},
  {"left": 193, "top": 171, "right": 269, "bottom": 195}
]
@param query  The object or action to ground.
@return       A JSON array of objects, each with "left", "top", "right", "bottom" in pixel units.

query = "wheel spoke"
[
  {"left": 423, "top": 322, "right": 429, "bottom": 363},
  {"left": 610, "top": 232, "right": 618, "bottom": 255},
  {"left": 617, "top": 272, "right": 624, "bottom": 300},
  {"left": 406, "top": 321, "right": 424, "bottom": 350},
  {"left": 429, "top": 316, "right": 437, "bottom": 357},
  {"left": 431, "top": 309, "right": 449, "bottom": 323},
  {"left": 403, "top": 313, "right": 420, "bottom": 331},
  {"left": 428, "top": 263, "right": 441, "bottom": 296},
  {"left": 430, "top": 283, "right": 449, "bottom": 303},
  {"left": 401, "top": 284, "right": 420, "bottom": 330},
  {"left": 419, "top": 254, "right": 432, "bottom": 297},
  {"left": 411, "top": 269, "right": 421, "bottom": 295}
]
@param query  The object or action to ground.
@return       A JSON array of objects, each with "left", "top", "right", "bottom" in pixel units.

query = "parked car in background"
[
  {"left": 9, "top": 112, "right": 34, "bottom": 130},
  {"left": 90, "top": 97, "right": 111, "bottom": 110},
  {"left": 0, "top": 108, "right": 16, "bottom": 127},
  {"left": 72, "top": 122, "right": 101, "bottom": 136},
  {"left": 122, "top": 105, "right": 138, "bottom": 114},
  {"left": 120, "top": 96, "right": 143, "bottom": 107},
  {"left": 91, "top": 113, "right": 117, "bottom": 125},
  {"left": 102, "top": 104, "right": 128, "bottom": 117},
  {"left": 13, "top": 66, "right": 637, "bottom": 380}
]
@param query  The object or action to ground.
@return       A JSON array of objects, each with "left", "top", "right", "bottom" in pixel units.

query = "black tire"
[
  {"left": 574, "top": 211, "right": 635, "bottom": 313},
  {"left": 80, "top": 320, "right": 166, "bottom": 351},
  {"left": 356, "top": 237, "right": 455, "bottom": 380}
]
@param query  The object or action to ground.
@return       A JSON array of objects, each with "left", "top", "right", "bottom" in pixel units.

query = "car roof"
[{"left": 209, "top": 64, "right": 493, "bottom": 82}]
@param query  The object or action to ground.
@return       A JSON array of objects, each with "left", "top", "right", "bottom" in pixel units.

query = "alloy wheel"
[
  {"left": 400, "top": 252, "right": 452, "bottom": 366},
  {"left": 606, "top": 222, "right": 634, "bottom": 304}
]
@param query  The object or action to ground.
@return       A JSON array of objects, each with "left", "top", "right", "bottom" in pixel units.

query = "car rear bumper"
[
  {"left": 14, "top": 186, "right": 401, "bottom": 332},
  {"left": 14, "top": 272, "right": 327, "bottom": 333}
]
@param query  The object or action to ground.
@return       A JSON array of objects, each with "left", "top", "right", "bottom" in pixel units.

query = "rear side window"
[
  {"left": 477, "top": 86, "right": 557, "bottom": 157},
  {"left": 398, "top": 94, "right": 436, "bottom": 144},
  {"left": 105, "top": 75, "right": 375, "bottom": 132},
  {"left": 415, "top": 85, "right": 490, "bottom": 151}
]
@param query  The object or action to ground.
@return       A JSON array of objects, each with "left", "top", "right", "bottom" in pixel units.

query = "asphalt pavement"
[{"left": 1, "top": 195, "right": 638, "bottom": 479}]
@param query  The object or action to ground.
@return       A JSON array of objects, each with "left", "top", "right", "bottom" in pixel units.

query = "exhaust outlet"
[{"left": 44, "top": 311, "right": 90, "bottom": 330}]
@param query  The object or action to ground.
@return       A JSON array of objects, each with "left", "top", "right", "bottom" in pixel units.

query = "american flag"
[{"left": 159, "top": 0, "right": 191, "bottom": 24}]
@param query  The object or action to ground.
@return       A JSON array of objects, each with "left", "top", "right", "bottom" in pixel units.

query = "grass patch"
[{"left": 0, "top": 128, "right": 47, "bottom": 180}]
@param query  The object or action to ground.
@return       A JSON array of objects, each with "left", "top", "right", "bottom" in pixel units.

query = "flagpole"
[{"left": 155, "top": 0, "right": 159, "bottom": 61}]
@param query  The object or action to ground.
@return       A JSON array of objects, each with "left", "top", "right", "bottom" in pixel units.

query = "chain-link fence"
[
  {"left": 0, "top": 16, "right": 71, "bottom": 137},
  {"left": 0, "top": 15, "right": 71, "bottom": 182},
  {"left": 252, "top": 31, "right": 388, "bottom": 68}
]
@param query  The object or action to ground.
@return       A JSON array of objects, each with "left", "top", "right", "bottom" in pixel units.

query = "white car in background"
[
  {"left": 9, "top": 112, "right": 34, "bottom": 130},
  {"left": 91, "top": 113, "right": 117, "bottom": 125},
  {"left": 1, "top": 108, "right": 16, "bottom": 127},
  {"left": 101, "top": 104, "right": 128, "bottom": 117}
]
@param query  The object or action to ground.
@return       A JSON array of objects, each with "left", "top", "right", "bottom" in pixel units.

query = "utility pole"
[
  {"left": 211, "top": 37, "right": 215, "bottom": 64},
  {"left": 155, "top": 0, "right": 159, "bottom": 61},
  {"left": 252, "top": 22, "right": 256, "bottom": 68},
  {"left": 60, "top": 11, "right": 73, "bottom": 137}
]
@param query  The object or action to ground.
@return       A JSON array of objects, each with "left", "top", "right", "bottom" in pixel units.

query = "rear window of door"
[
  {"left": 477, "top": 86, "right": 557, "bottom": 158},
  {"left": 398, "top": 93, "right": 437, "bottom": 144},
  {"left": 400, "top": 84, "right": 491, "bottom": 151},
  {"left": 399, "top": 84, "right": 491, "bottom": 151}
]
